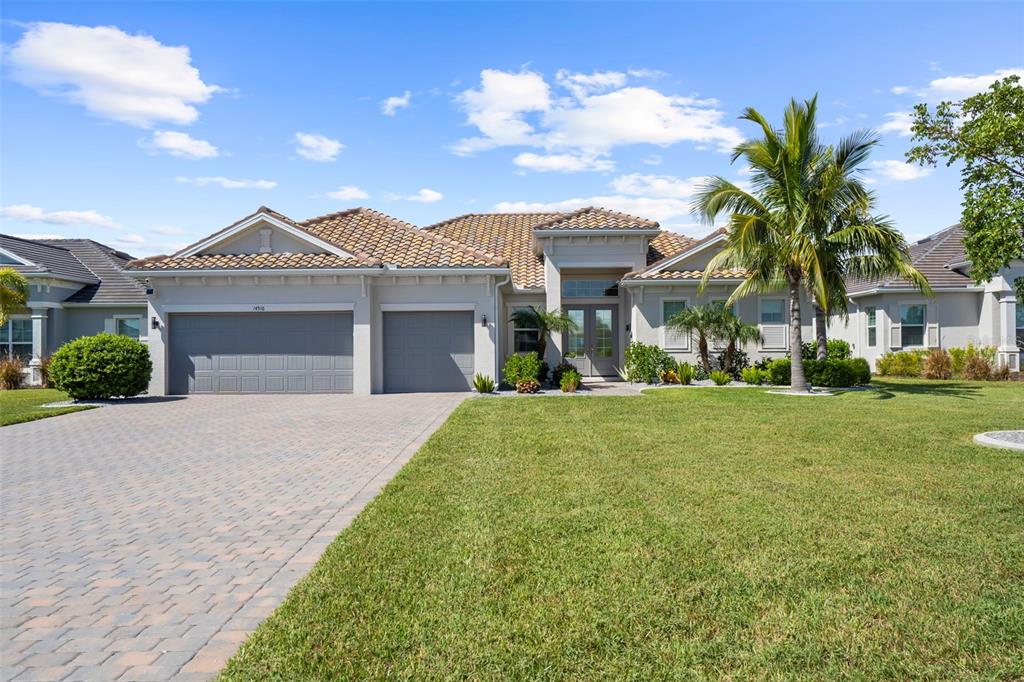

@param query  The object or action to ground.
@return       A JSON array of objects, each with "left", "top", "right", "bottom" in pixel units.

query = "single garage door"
[
  {"left": 169, "top": 312, "right": 353, "bottom": 394},
  {"left": 383, "top": 311, "right": 474, "bottom": 392}
]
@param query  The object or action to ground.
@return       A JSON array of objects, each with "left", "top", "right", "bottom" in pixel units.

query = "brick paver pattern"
[{"left": 1, "top": 393, "right": 464, "bottom": 681}]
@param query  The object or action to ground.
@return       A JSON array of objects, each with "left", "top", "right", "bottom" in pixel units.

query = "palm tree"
[
  {"left": 693, "top": 96, "right": 930, "bottom": 391},
  {"left": 666, "top": 304, "right": 725, "bottom": 374},
  {"left": 0, "top": 268, "right": 29, "bottom": 327},
  {"left": 718, "top": 311, "right": 763, "bottom": 374},
  {"left": 508, "top": 306, "right": 578, "bottom": 360}
]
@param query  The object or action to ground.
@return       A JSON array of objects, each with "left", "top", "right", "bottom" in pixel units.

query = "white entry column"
[
  {"left": 544, "top": 256, "right": 563, "bottom": 364},
  {"left": 28, "top": 308, "right": 47, "bottom": 385}
]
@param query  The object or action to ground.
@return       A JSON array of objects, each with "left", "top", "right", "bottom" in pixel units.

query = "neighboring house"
[
  {"left": 0, "top": 235, "right": 148, "bottom": 383},
  {"left": 126, "top": 206, "right": 816, "bottom": 396},
  {"left": 827, "top": 224, "right": 1022, "bottom": 372}
]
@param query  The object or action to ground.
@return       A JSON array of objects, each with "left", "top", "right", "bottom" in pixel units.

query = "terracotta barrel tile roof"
[
  {"left": 624, "top": 268, "right": 748, "bottom": 281},
  {"left": 300, "top": 208, "right": 506, "bottom": 268},
  {"left": 534, "top": 206, "right": 660, "bottom": 231},
  {"left": 128, "top": 252, "right": 376, "bottom": 271}
]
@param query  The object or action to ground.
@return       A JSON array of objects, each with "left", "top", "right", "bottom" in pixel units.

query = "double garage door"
[
  {"left": 169, "top": 313, "right": 354, "bottom": 394},
  {"left": 168, "top": 311, "right": 473, "bottom": 394}
]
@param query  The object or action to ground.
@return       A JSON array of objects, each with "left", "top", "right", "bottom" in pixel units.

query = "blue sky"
[{"left": 2, "top": 1, "right": 1022, "bottom": 256}]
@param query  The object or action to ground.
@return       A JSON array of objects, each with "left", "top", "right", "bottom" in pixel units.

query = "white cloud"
[
  {"left": 878, "top": 111, "right": 914, "bottom": 137},
  {"left": 381, "top": 90, "right": 412, "bottom": 116},
  {"left": 920, "top": 67, "right": 1024, "bottom": 100},
  {"left": 641, "top": 154, "right": 663, "bottom": 166},
  {"left": 174, "top": 176, "right": 277, "bottom": 189},
  {"left": 149, "top": 130, "right": 219, "bottom": 158},
  {"left": 402, "top": 188, "right": 444, "bottom": 203},
  {"left": 453, "top": 68, "right": 742, "bottom": 167},
  {"left": 151, "top": 225, "right": 187, "bottom": 236},
  {"left": 0, "top": 204, "right": 120, "bottom": 229},
  {"left": 513, "top": 152, "right": 614, "bottom": 173},
  {"left": 294, "top": 132, "right": 344, "bottom": 162},
  {"left": 555, "top": 70, "right": 628, "bottom": 98},
  {"left": 609, "top": 173, "right": 705, "bottom": 198},
  {"left": 6, "top": 22, "right": 220, "bottom": 128},
  {"left": 890, "top": 85, "right": 911, "bottom": 95},
  {"left": 870, "top": 160, "right": 933, "bottom": 182},
  {"left": 327, "top": 185, "right": 370, "bottom": 201}
]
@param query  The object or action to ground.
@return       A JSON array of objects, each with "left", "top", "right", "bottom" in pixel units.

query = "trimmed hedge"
[
  {"left": 503, "top": 352, "right": 542, "bottom": 387},
  {"left": 767, "top": 357, "right": 871, "bottom": 388},
  {"left": 876, "top": 351, "right": 926, "bottom": 377},
  {"left": 49, "top": 333, "right": 152, "bottom": 400}
]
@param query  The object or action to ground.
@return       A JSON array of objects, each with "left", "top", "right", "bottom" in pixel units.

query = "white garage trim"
[
  {"left": 160, "top": 303, "right": 355, "bottom": 313},
  {"left": 379, "top": 303, "right": 476, "bottom": 311}
]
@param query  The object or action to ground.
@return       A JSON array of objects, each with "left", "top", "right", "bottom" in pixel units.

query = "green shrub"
[
  {"left": 768, "top": 358, "right": 791, "bottom": 385},
  {"left": 515, "top": 378, "right": 540, "bottom": 394},
  {"left": 962, "top": 355, "right": 991, "bottom": 381},
  {"left": 710, "top": 370, "right": 732, "bottom": 385},
  {"left": 0, "top": 357, "right": 25, "bottom": 390},
  {"left": 472, "top": 373, "right": 495, "bottom": 393},
  {"left": 623, "top": 341, "right": 674, "bottom": 384},
  {"left": 503, "top": 352, "right": 542, "bottom": 386},
  {"left": 740, "top": 366, "right": 768, "bottom": 385},
  {"left": 921, "top": 349, "right": 953, "bottom": 380},
  {"left": 559, "top": 368, "right": 582, "bottom": 392},
  {"left": 949, "top": 344, "right": 997, "bottom": 376},
  {"left": 49, "top": 333, "right": 152, "bottom": 399},
  {"left": 849, "top": 358, "right": 872, "bottom": 385},
  {"left": 876, "top": 351, "right": 925, "bottom": 377},
  {"left": 550, "top": 361, "right": 576, "bottom": 388},
  {"left": 713, "top": 348, "right": 750, "bottom": 378},
  {"left": 801, "top": 339, "right": 852, "bottom": 361},
  {"left": 677, "top": 362, "right": 696, "bottom": 385}
]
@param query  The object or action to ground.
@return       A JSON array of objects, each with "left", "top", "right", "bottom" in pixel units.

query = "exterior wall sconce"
[
  {"left": 151, "top": 316, "right": 160, "bottom": 330},
  {"left": 481, "top": 314, "right": 488, "bottom": 327}
]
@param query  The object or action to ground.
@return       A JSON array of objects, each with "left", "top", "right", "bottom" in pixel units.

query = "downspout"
[{"left": 493, "top": 272, "right": 511, "bottom": 380}]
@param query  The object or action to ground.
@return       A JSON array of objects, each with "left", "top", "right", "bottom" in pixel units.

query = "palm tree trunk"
[
  {"left": 725, "top": 341, "right": 736, "bottom": 374},
  {"left": 789, "top": 275, "right": 808, "bottom": 391},
  {"left": 814, "top": 303, "right": 828, "bottom": 361},
  {"left": 699, "top": 336, "right": 711, "bottom": 374}
]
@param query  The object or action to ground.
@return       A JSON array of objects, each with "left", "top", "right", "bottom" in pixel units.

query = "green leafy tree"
[
  {"left": 692, "top": 97, "right": 929, "bottom": 391},
  {"left": 907, "top": 74, "right": 1024, "bottom": 283},
  {"left": 508, "top": 306, "right": 578, "bottom": 361},
  {"left": 666, "top": 304, "right": 726, "bottom": 374},
  {"left": 0, "top": 267, "right": 30, "bottom": 327},
  {"left": 718, "top": 311, "right": 762, "bottom": 373}
]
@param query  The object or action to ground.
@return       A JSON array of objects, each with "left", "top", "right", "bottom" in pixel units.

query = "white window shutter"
[
  {"left": 890, "top": 324, "right": 902, "bottom": 349},
  {"left": 103, "top": 317, "right": 116, "bottom": 334},
  {"left": 927, "top": 323, "right": 940, "bottom": 348},
  {"left": 663, "top": 327, "right": 690, "bottom": 351},
  {"left": 761, "top": 325, "right": 787, "bottom": 350}
]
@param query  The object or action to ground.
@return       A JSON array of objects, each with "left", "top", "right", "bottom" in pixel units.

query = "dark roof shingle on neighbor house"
[
  {"left": 37, "top": 239, "right": 147, "bottom": 304},
  {"left": 846, "top": 224, "right": 973, "bottom": 294},
  {"left": 1, "top": 234, "right": 99, "bottom": 283}
]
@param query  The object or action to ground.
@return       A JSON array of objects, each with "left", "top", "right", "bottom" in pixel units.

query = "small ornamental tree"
[
  {"left": 49, "top": 333, "right": 152, "bottom": 400},
  {"left": 907, "top": 75, "right": 1024, "bottom": 283}
]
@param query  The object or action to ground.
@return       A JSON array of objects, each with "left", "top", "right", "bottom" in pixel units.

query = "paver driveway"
[{"left": 1, "top": 393, "right": 465, "bottom": 681}]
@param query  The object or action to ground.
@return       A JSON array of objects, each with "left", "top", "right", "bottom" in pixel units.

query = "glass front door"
[{"left": 563, "top": 305, "right": 618, "bottom": 378}]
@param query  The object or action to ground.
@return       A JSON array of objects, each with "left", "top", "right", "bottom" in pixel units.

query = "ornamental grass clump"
[
  {"left": 472, "top": 374, "right": 495, "bottom": 394},
  {"left": 0, "top": 357, "right": 25, "bottom": 390},
  {"left": 922, "top": 349, "right": 953, "bottom": 380},
  {"left": 559, "top": 368, "right": 582, "bottom": 393},
  {"left": 677, "top": 362, "right": 696, "bottom": 385},
  {"left": 962, "top": 355, "right": 992, "bottom": 381},
  {"left": 710, "top": 370, "right": 732, "bottom": 386}
]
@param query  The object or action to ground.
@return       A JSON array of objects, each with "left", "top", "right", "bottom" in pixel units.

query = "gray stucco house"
[
  {"left": 0, "top": 234, "right": 147, "bottom": 383},
  {"left": 124, "top": 205, "right": 819, "bottom": 396},
  {"left": 827, "top": 224, "right": 1022, "bottom": 372}
]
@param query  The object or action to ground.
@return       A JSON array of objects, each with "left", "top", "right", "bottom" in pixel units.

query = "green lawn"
[
  {"left": 222, "top": 380, "right": 1024, "bottom": 680},
  {"left": 0, "top": 388, "right": 94, "bottom": 426}
]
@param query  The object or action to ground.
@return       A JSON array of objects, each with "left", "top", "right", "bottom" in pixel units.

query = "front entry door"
[{"left": 563, "top": 305, "right": 618, "bottom": 378}]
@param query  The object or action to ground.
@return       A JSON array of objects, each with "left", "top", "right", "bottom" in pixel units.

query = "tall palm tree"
[
  {"left": 718, "top": 311, "right": 763, "bottom": 374},
  {"left": 0, "top": 267, "right": 29, "bottom": 327},
  {"left": 666, "top": 304, "right": 725, "bottom": 374},
  {"left": 693, "top": 96, "right": 930, "bottom": 391},
  {"left": 508, "top": 306, "right": 578, "bottom": 360}
]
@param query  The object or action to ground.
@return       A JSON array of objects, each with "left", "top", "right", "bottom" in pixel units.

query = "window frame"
[
  {"left": 561, "top": 279, "right": 619, "bottom": 298},
  {"left": 661, "top": 297, "right": 690, "bottom": 351},
  {"left": 509, "top": 306, "right": 541, "bottom": 355},
  {"left": 113, "top": 314, "right": 144, "bottom": 340},
  {"left": 899, "top": 303, "right": 927, "bottom": 348},
  {"left": 759, "top": 298, "right": 785, "bottom": 325},
  {"left": 865, "top": 306, "right": 877, "bottom": 348},
  {"left": 0, "top": 316, "right": 33, "bottom": 361}
]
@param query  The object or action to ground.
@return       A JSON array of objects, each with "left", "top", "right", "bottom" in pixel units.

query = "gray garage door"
[
  {"left": 383, "top": 311, "right": 474, "bottom": 392},
  {"left": 169, "top": 312, "right": 353, "bottom": 394}
]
